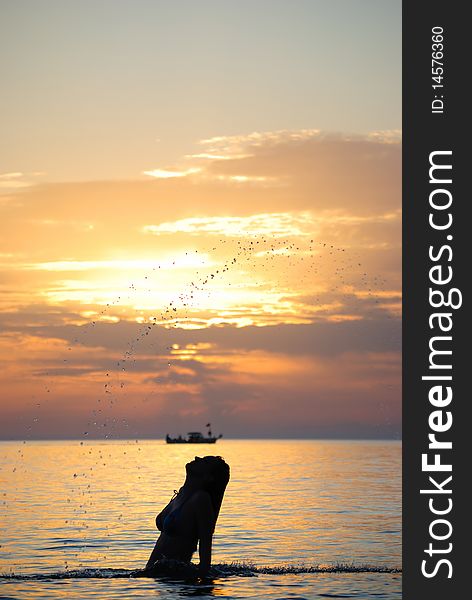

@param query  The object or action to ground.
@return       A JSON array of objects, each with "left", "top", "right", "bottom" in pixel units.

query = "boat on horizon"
[{"left": 165, "top": 423, "right": 223, "bottom": 444}]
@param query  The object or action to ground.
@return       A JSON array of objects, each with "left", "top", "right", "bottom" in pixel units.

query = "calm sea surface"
[{"left": 0, "top": 439, "right": 401, "bottom": 599}]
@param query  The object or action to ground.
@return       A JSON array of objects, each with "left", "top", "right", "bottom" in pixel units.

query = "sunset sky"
[{"left": 0, "top": 0, "right": 401, "bottom": 439}]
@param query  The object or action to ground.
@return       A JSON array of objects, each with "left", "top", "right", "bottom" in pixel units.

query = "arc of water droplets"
[{"left": 38, "top": 234, "right": 386, "bottom": 440}]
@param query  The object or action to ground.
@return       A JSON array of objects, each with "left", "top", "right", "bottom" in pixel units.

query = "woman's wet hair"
[{"left": 202, "top": 456, "right": 230, "bottom": 521}]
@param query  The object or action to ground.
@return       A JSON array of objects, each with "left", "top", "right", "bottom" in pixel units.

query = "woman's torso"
[{"left": 154, "top": 493, "right": 199, "bottom": 561}]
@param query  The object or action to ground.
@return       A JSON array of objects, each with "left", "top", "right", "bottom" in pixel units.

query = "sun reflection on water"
[{"left": 1, "top": 439, "right": 401, "bottom": 598}]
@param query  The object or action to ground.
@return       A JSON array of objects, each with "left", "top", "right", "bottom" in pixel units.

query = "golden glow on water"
[
  {"left": 2, "top": 440, "right": 400, "bottom": 569},
  {"left": 1, "top": 439, "right": 401, "bottom": 598}
]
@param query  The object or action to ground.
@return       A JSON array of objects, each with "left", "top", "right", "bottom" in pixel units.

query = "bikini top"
[{"left": 156, "top": 492, "right": 195, "bottom": 538}]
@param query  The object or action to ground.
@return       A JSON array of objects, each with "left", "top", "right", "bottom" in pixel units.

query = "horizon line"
[{"left": 0, "top": 436, "right": 402, "bottom": 442}]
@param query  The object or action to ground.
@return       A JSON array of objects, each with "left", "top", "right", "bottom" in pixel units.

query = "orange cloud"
[{"left": 0, "top": 129, "right": 401, "bottom": 439}]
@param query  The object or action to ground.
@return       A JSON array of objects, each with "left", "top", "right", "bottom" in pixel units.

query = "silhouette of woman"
[{"left": 144, "top": 455, "right": 230, "bottom": 577}]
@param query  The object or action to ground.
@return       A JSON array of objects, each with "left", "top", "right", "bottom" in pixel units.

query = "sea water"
[{"left": 0, "top": 439, "right": 401, "bottom": 599}]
